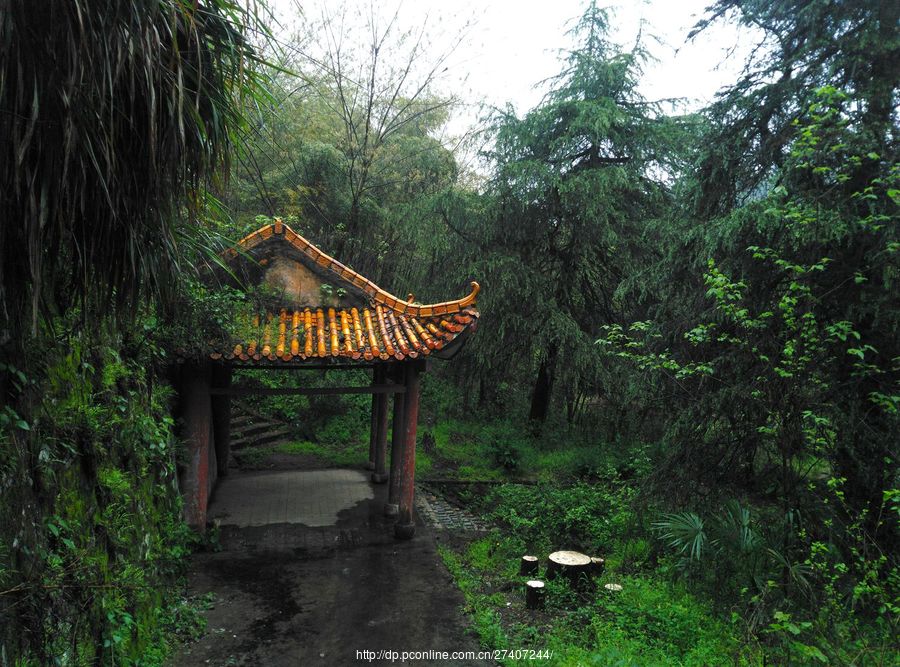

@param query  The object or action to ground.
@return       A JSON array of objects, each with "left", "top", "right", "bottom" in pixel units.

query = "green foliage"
[
  {"left": 0, "top": 0, "right": 273, "bottom": 337},
  {"left": 484, "top": 481, "right": 635, "bottom": 556},
  {"left": 437, "top": 546, "right": 511, "bottom": 652},
  {"left": 163, "top": 279, "right": 256, "bottom": 361},
  {"left": 654, "top": 512, "right": 709, "bottom": 562},
  {"left": 164, "top": 592, "right": 214, "bottom": 644},
  {"left": 236, "top": 367, "right": 371, "bottom": 444},
  {"left": 441, "top": 484, "right": 754, "bottom": 666},
  {"left": 273, "top": 438, "right": 369, "bottom": 469},
  {"left": 0, "top": 1, "right": 274, "bottom": 663},
  {"left": 648, "top": 486, "right": 899, "bottom": 661},
  {"left": 445, "top": 2, "right": 687, "bottom": 426},
  {"left": 600, "top": 85, "right": 898, "bottom": 507},
  {"left": 579, "top": 576, "right": 747, "bottom": 665},
  {"left": 223, "top": 7, "right": 462, "bottom": 297},
  {"left": 0, "top": 322, "right": 196, "bottom": 664},
  {"left": 480, "top": 422, "right": 529, "bottom": 471},
  {"left": 1, "top": 0, "right": 895, "bottom": 662},
  {"left": 690, "top": 0, "right": 899, "bottom": 219}
]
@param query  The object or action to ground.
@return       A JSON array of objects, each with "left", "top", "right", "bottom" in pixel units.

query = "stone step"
[
  {"left": 228, "top": 401, "right": 291, "bottom": 453},
  {"left": 231, "top": 426, "right": 293, "bottom": 450},
  {"left": 232, "top": 419, "right": 284, "bottom": 439},
  {"left": 416, "top": 486, "right": 489, "bottom": 532}
]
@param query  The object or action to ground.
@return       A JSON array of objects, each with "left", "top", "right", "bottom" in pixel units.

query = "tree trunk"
[
  {"left": 520, "top": 555, "right": 539, "bottom": 576},
  {"left": 566, "top": 387, "right": 585, "bottom": 424},
  {"left": 546, "top": 550, "right": 591, "bottom": 586},
  {"left": 525, "top": 580, "right": 545, "bottom": 609},
  {"left": 529, "top": 344, "right": 557, "bottom": 424}
]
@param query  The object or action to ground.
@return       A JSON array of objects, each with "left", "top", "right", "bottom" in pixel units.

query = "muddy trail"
[{"left": 168, "top": 466, "right": 491, "bottom": 666}]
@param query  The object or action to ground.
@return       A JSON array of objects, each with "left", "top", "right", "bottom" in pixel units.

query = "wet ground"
[{"left": 168, "top": 468, "right": 491, "bottom": 666}]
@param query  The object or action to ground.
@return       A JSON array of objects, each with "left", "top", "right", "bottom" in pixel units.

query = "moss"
[{"left": 1, "top": 329, "right": 193, "bottom": 665}]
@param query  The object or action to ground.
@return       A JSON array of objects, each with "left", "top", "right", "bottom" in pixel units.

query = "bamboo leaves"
[{"left": 0, "top": 0, "right": 273, "bottom": 340}]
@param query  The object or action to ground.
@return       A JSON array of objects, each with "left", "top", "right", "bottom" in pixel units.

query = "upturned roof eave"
[{"left": 222, "top": 219, "right": 480, "bottom": 318}]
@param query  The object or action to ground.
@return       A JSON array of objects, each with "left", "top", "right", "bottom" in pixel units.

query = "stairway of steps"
[{"left": 229, "top": 401, "right": 293, "bottom": 451}]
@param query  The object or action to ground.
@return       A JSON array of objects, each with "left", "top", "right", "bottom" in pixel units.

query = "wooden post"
[
  {"left": 211, "top": 364, "right": 232, "bottom": 478},
  {"left": 179, "top": 361, "right": 212, "bottom": 531},
  {"left": 371, "top": 365, "right": 389, "bottom": 483},
  {"left": 366, "top": 366, "right": 377, "bottom": 470},
  {"left": 394, "top": 361, "right": 422, "bottom": 539},
  {"left": 385, "top": 363, "right": 406, "bottom": 516}
]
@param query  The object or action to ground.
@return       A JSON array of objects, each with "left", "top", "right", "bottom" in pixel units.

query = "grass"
[
  {"left": 273, "top": 439, "right": 367, "bottom": 467},
  {"left": 439, "top": 517, "right": 760, "bottom": 666}
]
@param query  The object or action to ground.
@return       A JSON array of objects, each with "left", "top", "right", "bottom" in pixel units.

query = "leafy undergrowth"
[
  {"left": 234, "top": 397, "right": 372, "bottom": 469},
  {"left": 440, "top": 543, "right": 752, "bottom": 666},
  {"left": 438, "top": 483, "right": 760, "bottom": 666},
  {"left": 422, "top": 412, "right": 657, "bottom": 485},
  {"left": 438, "top": 475, "right": 899, "bottom": 665},
  {"left": 1, "top": 333, "right": 216, "bottom": 664}
]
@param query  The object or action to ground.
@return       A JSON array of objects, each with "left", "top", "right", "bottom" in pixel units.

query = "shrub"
[
  {"left": 485, "top": 481, "right": 634, "bottom": 555},
  {"left": 479, "top": 422, "right": 532, "bottom": 471}
]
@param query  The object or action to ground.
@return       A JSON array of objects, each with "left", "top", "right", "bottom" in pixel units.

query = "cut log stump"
[
  {"left": 589, "top": 556, "right": 605, "bottom": 576},
  {"left": 525, "top": 580, "right": 545, "bottom": 609},
  {"left": 520, "top": 555, "right": 539, "bottom": 576},
  {"left": 546, "top": 550, "right": 592, "bottom": 585},
  {"left": 603, "top": 583, "right": 623, "bottom": 593}
]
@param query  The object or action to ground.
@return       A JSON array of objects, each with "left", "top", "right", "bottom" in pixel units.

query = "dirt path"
[{"left": 168, "top": 468, "right": 491, "bottom": 666}]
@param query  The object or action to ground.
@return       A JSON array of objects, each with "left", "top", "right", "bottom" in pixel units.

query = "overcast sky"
[{"left": 269, "top": 0, "right": 757, "bottom": 137}]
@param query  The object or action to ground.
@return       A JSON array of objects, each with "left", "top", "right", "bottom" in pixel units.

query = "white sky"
[
  {"left": 268, "top": 0, "right": 758, "bottom": 140},
  {"left": 433, "top": 0, "right": 754, "bottom": 113}
]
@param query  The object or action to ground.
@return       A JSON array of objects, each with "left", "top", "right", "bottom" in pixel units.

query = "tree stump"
[
  {"left": 525, "top": 580, "right": 545, "bottom": 609},
  {"left": 546, "top": 550, "right": 592, "bottom": 585},
  {"left": 520, "top": 555, "right": 539, "bottom": 576},
  {"left": 589, "top": 556, "right": 605, "bottom": 576}
]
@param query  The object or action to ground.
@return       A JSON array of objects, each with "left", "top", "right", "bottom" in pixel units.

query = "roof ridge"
[{"left": 228, "top": 219, "right": 480, "bottom": 318}]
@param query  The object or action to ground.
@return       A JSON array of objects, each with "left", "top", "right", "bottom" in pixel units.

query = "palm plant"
[
  {"left": 0, "top": 0, "right": 273, "bottom": 339},
  {"left": 653, "top": 510, "right": 709, "bottom": 563},
  {"left": 652, "top": 499, "right": 815, "bottom": 626},
  {"left": 653, "top": 500, "right": 768, "bottom": 580}
]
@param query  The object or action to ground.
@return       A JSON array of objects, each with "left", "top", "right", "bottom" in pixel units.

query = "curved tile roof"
[{"left": 212, "top": 220, "right": 479, "bottom": 363}]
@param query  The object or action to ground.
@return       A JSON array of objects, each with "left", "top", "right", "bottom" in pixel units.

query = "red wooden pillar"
[
  {"left": 211, "top": 364, "right": 232, "bottom": 478},
  {"left": 395, "top": 361, "right": 423, "bottom": 539},
  {"left": 179, "top": 361, "right": 212, "bottom": 531},
  {"left": 385, "top": 363, "right": 406, "bottom": 516},
  {"left": 371, "top": 365, "right": 389, "bottom": 483}
]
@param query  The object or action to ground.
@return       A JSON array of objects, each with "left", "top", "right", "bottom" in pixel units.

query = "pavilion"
[{"left": 175, "top": 219, "right": 480, "bottom": 538}]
